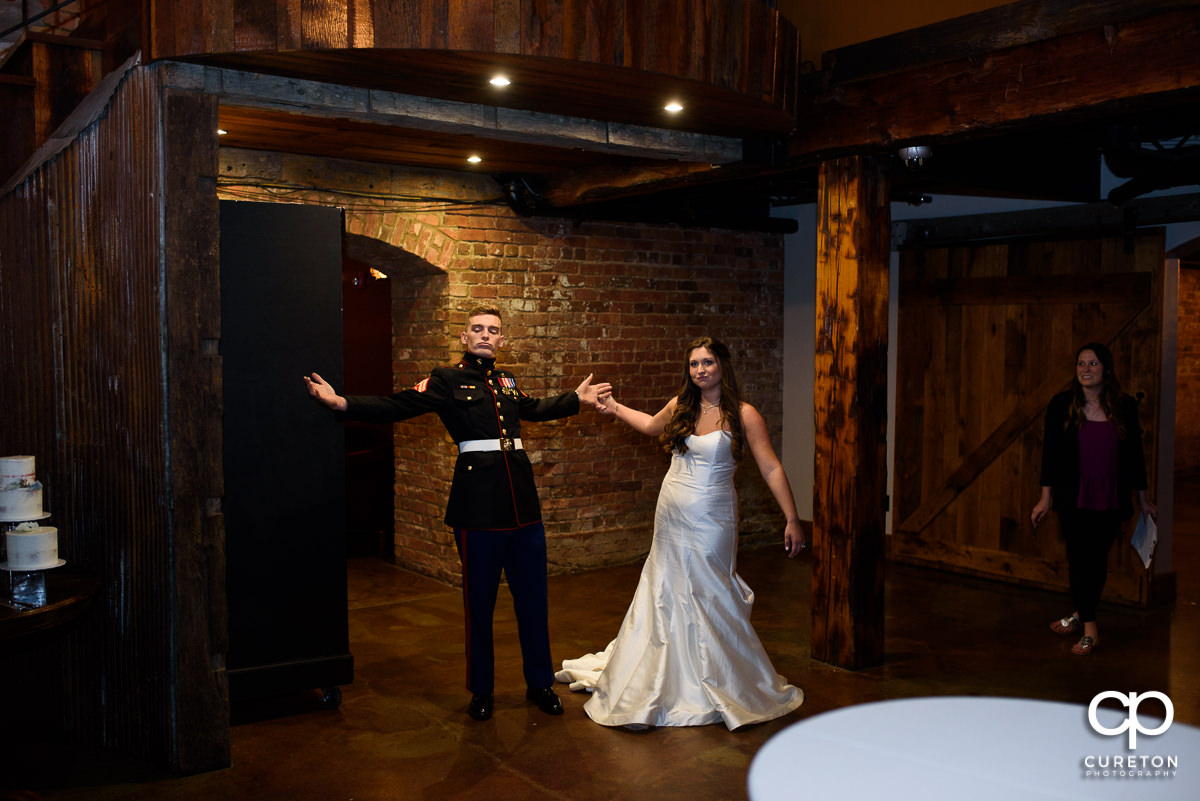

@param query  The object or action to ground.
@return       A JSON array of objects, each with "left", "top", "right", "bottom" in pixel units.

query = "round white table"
[{"left": 749, "top": 696, "right": 1200, "bottom": 801}]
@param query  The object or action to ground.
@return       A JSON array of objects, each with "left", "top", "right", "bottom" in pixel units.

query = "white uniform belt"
[{"left": 458, "top": 437, "right": 523, "bottom": 453}]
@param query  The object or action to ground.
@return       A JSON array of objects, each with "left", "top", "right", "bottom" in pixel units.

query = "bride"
[{"left": 557, "top": 337, "right": 806, "bottom": 729}]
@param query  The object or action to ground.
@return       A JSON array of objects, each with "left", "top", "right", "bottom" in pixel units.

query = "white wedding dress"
[{"left": 557, "top": 430, "right": 804, "bottom": 730}]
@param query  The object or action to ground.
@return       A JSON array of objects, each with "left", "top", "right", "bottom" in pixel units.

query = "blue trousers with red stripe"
[{"left": 454, "top": 522, "right": 554, "bottom": 696}]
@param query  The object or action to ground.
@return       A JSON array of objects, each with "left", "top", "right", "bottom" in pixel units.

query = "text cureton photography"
[{"left": 1083, "top": 691, "right": 1180, "bottom": 780}]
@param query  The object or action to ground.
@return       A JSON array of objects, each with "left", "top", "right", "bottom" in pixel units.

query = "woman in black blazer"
[{"left": 1030, "top": 342, "right": 1156, "bottom": 656}]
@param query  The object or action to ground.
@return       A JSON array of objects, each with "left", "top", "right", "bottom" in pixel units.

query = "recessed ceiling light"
[
  {"left": 664, "top": 101, "right": 683, "bottom": 113},
  {"left": 489, "top": 75, "right": 510, "bottom": 87},
  {"left": 467, "top": 155, "right": 483, "bottom": 164}
]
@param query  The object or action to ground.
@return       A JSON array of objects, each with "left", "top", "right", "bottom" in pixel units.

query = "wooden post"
[{"left": 812, "top": 155, "right": 889, "bottom": 669}]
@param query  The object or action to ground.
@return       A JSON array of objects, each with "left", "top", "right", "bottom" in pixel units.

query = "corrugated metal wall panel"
[{"left": 0, "top": 62, "right": 200, "bottom": 767}]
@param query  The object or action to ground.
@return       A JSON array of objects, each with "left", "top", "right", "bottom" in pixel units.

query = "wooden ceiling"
[
  {"left": 145, "top": 0, "right": 1200, "bottom": 220},
  {"left": 215, "top": 102, "right": 681, "bottom": 177},
  {"left": 145, "top": 0, "right": 811, "bottom": 222},
  {"left": 204, "top": 49, "right": 800, "bottom": 142}
]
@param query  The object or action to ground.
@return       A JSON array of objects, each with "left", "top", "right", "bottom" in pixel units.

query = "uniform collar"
[{"left": 459, "top": 351, "right": 496, "bottom": 372}]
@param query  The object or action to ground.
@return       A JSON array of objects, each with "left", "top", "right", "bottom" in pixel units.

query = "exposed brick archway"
[{"left": 346, "top": 211, "right": 459, "bottom": 272}]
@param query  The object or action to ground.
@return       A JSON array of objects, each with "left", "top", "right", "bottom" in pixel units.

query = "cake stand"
[
  {"left": 2, "top": 561, "right": 65, "bottom": 608},
  {"left": 0, "top": 513, "right": 51, "bottom": 525},
  {"left": 0, "top": 512, "right": 52, "bottom": 524}
]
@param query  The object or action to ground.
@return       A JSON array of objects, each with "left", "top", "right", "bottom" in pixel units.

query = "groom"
[{"left": 304, "top": 303, "right": 609, "bottom": 721}]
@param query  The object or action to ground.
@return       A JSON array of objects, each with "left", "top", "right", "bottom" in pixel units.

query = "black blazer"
[
  {"left": 1038, "top": 390, "right": 1149, "bottom": 519},
  {"left": 343, "top": 353, "right": 580, "bottom": 529}
]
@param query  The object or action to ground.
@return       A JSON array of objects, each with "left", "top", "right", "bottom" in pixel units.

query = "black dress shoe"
[
  {"left": 468, "top": 694, "right": 494, "bottom": 721},
  {"left": 525, "top": 686, "right": 563, "bottom": 715}
]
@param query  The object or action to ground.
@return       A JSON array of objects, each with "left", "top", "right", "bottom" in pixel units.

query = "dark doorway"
[{"left": 341, "top": 255, "right": 395, "bottom": 558}]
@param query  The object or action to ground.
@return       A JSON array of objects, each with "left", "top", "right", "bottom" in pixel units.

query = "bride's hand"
[
  {"left": 784, "top": 521, "right": 807, "bottom": 558},
  {"left": 597, "top": 392, "right": 617, "bottom": 415}
]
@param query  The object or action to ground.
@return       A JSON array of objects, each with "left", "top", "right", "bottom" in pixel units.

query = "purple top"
[{"left": 1077, "top": 419, "right": 1119, "bottom": 510}]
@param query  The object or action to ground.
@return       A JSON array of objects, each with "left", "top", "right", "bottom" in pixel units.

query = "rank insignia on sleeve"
[{"left": 413, "top": 378, "right": 430, "bottom": 392}]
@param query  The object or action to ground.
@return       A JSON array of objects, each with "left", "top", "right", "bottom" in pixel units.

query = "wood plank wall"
[
  {"left": 0, "top": 33, "right": 104, "bottom": 186},
  {"left": 0, "top": 61, "right": 228, "bottom": 773},
  {"left": 891, "top": 232, "right": 1166, "bottom": 606}
]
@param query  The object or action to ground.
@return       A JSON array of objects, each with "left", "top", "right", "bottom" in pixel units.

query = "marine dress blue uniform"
[{"left": 342, "top": 352, "right": 580, "bottom": 696}]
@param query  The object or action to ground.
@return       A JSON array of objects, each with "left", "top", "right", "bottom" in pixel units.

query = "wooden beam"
[
  {"left": 162, "top": 84, "right": 231, "bottom": 773},
  {"left": 900, "top": 273, "right": 1152, "bottom": 306},
  {"left": 162, "top": 62, "right": 743, "bottom": 165},
  {"left": 811, "top": 155, "right": 890, "bottom": 670},
  {"left": 894, "top": 194, "right": 1200, "bottom": 249},
  {"left": 791, "top": 5, "right": 1200, "bottom": 161},
  {"left": 821, "top": 0, "right": 1198, "bottom": 82},
  {"left": 538, "top": 162, "right": 724, "bottom": 206},
  {"left": 217, "top": 147, "right": 505, "bottom": 204},
  {"left": 537, "top": 143, "right": 803, "bottom": 206}
]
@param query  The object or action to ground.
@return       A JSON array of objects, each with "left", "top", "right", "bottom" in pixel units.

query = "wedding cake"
[
  {"left": 0, "top": 455, "right": 44, "bottom": 521},
  {"left": 1, "top": 454, "right": 61, "bottom": 571},
  {"left": 5, "top": 523, "right": 59, "bottom": 570}
]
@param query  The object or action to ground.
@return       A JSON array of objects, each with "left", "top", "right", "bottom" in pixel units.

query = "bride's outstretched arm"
[
  {"left": 598, "top": 393, "right": 675, "bottom": 437},
  {"left": 743, "top": 403, "right": 806, "bottom": 557}
]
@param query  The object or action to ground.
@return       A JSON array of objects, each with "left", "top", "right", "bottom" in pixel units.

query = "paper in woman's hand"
[{"left": 1130, "top": 512, "right": 1158, "bottom": 569}]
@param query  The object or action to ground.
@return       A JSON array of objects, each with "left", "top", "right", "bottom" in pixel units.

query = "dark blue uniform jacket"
[{"left": 343, "top": 353, "right": 580, "bottom": 529}]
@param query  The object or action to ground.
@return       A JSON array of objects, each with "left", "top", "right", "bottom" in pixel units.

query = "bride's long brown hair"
[{"left": 661, "top": 337, "right": 745, "bottom": 461}]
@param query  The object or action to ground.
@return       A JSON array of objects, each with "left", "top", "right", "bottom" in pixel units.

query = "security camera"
[{"left": 898, "top": 145, "right": 932, "bottom": 171}]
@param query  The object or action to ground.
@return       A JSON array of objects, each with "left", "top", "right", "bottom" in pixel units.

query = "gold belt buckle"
[{"left": 499, "top": 437, "right": 514, "bottom": 451}]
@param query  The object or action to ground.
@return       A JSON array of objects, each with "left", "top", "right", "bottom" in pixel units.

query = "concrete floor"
[{"left": 12, "top": 473, "right": 1200, "bottom": 801}]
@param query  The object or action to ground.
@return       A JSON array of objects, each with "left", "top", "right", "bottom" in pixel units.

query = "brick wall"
[
  {"left": 219, "top": 151, "right": 791, "bottom": 584},
  {"left": 1178, "top": 264, "right": 1200, "bottom": 469}
]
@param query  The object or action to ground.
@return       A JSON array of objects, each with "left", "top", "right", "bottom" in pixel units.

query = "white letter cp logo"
[{"left": 1088, "top": 691, "right": 1173, "bottom": 749}]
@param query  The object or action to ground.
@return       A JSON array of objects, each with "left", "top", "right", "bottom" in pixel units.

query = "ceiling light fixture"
[
  {"left": 217, "top": 129, "right": 228, "bottom": 135},
  {"left": 489, "top": 75, "right": 511, "bottom": 87},
  {"left": 664, "top": 101, "right": 684, "bottom": 113},
  {"left": 467, "top": 155, "right": 482, "bottom": 164}
]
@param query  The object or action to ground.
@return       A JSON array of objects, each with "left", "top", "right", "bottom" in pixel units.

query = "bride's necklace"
[{"left": 700, "top": 399, "right": 720, "bottom": 414}]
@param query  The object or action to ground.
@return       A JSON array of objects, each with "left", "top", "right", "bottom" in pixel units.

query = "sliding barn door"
[{"left": 892, "top": 231, "right": 1164, "bottom": 605}]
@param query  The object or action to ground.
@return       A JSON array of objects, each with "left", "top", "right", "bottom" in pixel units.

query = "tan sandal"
[
  {"left": 1050, "top": 614, "right": 1080, "bottom": 635},
  {"left": 1072, "top": 635, "right": 1097, "bottom": 656}
]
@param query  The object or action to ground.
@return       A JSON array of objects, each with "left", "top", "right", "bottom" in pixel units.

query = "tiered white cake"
[
  {"left": 0, "top": 455, "right": 43, "bottom": 521},
  {"left": 6, "top": 523, "right": 59, "bottom": 570},
  {"left": 1, "top": 455, "right": 61, "bottom": 570}
]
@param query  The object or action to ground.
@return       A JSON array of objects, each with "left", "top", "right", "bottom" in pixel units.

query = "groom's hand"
[{"left": 575, "top": 374, "right": 612, "bottom": 409}]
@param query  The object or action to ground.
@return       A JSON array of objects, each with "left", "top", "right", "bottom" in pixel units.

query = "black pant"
[
  {"left": 454, "top": 522, "right": 553, "bottom": 696},
  {"left": 1057, "top": 509, "right": 1122, "bottom": 623}
]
